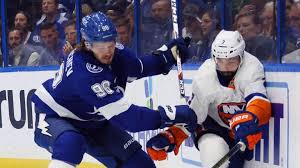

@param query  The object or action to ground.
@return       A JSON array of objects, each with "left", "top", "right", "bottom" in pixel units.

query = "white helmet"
[{"left": 211, "top": 30, "right": 245, "bottom": 59}]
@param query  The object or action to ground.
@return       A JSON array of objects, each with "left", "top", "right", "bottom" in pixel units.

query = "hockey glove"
[
  {"left": 154, "top": 37, "right": 191, "bottom": 70},
  {"left": 229, "top": 111, "right": 262, "bottom": 150},
  {"left": 158, "top": 105, "right": 197, "bottom": 132},
  {"left": 146, "top": 126, "right": 189, "bottom": 161}
]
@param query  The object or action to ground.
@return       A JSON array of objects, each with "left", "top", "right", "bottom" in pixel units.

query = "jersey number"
[{"left": 91, "top": 81, "right": 114, "bottom": 98}]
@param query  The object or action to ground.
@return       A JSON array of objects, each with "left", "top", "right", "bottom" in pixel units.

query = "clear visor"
[
  {"left": 89, "top": 41, "right": 116, "bottom": 65},
  {"left": 214, "top": 55, "right": 241, "bottom": 72},
  {"left": 90, "top": 41, "right": 116, "bottom": 51}
]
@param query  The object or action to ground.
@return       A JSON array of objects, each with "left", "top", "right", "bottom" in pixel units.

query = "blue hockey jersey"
[{"left": 32, "top": 44, "right": 172, "bottom": 132}]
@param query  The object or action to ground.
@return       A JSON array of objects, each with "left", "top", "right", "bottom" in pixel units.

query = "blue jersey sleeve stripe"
[
  {"left": 35, "top": 86, "right": 87, "bottom": 121},
  {"left": 245, "top": 93, "right": 268, "bottom": 103},
  {"left": 97, "top": 96, "right": 131, "bottom": 120}
]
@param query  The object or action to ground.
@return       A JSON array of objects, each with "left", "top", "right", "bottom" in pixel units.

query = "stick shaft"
[
  {"left": 171, "top": 0, "right": 186, "bottom": 103},
  {"left": 211, "top": 142, "right": 246, "bottom": 168}
]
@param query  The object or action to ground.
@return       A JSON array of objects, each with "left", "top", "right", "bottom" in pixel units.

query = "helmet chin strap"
[{"left": 238, "top": 52, "right": 244, "bottom": 68}]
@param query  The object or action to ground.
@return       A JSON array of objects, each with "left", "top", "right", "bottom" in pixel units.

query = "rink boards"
[{"left": 0, "top": 64, "right": 299, "bottom": 168}]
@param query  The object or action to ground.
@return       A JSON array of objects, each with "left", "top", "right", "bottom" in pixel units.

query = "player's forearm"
[
  {"left": 138, "top": 53, "right": 174, "bottom": 77},
  {"left": 109, "top": 105, "right": 161, "bottom": 132},
  {"left": 245, "top": 93, "right": 271, "bottom": 125}
]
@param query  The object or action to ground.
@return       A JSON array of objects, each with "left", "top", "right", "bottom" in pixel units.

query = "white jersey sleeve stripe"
[
  {"left": 96, "top": 97, "right": 131, "bottom": 120},
  {"left": 35, "top": 86, "right": 87, "bottom": 121}
]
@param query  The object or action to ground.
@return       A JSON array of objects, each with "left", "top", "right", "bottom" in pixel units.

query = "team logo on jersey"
[
  {"left": 116, "top": 42, "right": 124, "bottom": 50},
  {"left": 217, "top": 102, "right": 246, "bottom": 125},
  {"left": 86, "top": 63, "right": 103, "bottom": 73},
  {"left": 33, "top": 35, "right": 40, "bottom": 43}
]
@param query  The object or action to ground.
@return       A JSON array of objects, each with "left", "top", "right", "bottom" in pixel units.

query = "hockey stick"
[
  {"left": 211, "top": 141, "right": 246, "bottom": 168},
  {"left": 170, "top": 0, "right": 186, "bottom": 104},
  {"left": 170, "top": 0, "right": 193, "bottom": 140}
]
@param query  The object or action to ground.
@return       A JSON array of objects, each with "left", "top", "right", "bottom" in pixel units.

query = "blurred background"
[{"left": 0, "top": 0, "right": 299, "bottom": 67}]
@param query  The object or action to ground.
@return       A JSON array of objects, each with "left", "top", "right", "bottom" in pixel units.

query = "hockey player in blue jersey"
[{"left": 31, "top": 11, "right": 196, "bottom": 168}]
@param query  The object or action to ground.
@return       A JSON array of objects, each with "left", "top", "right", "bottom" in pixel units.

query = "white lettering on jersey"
[
  {"left": 86, "top": 63, "right": 103, "bottom": 73},
  {"left": 65, "top": 51, "right": 74, "bottom": 77},
  {"left": 52, "top": 51, "right": 74, "bottom": 88},
  {"left": 91, "top": 80, "right": 114, "bottom": 98}
]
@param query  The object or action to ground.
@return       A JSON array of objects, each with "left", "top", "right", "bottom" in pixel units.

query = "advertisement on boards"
[{"left": 0, "top": 65, "right": 300, "bottom": 168}]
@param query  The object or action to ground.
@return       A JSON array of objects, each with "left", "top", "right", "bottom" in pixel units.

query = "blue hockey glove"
[
  {"left": 229, "top": 111, "right": 262, "bottom": 150},
  {"left": 146, "top": 126, "right": 189, "bottom": 161},
  {"left": 153, "top": 37, "right": 191, "bottom": 72},
  {"left": 158, "top": 105, "right": 197, "bottom": 132}
]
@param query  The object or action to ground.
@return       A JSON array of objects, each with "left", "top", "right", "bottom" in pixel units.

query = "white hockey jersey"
[{"left": 189, "top": 52, "right": 271, "bottom": 129}]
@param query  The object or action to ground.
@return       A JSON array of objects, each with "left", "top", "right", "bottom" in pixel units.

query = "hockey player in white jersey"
[
  {"left": 146, "top": 30, "right": 271, "bottom": 167},
  {"left": 31, "top": 12, "right": 196, "bottom": 168}
]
